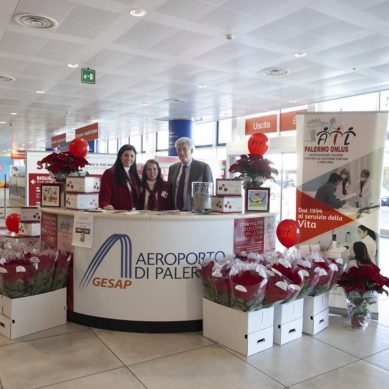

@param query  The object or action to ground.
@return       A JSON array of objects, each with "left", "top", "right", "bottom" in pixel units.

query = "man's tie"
[{"left": 176, "top": 165, "right": 187, "bottom": 210}]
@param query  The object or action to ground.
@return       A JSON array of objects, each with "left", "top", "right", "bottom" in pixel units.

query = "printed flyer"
[{"left": 296, "top": 112, "right": 387, "bottom": 267}]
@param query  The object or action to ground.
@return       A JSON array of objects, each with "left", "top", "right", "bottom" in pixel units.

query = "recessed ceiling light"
[
  {"left": 294, "top": 51, "right": 307, "bottom": 58},
  {"left": 0, "top": 121, "right": 6, "bottom": 124},
  {"left": 13, "top": 13, "right": 59, "bottom": 29},
  {"left": 142, "top": 102, "right": 150, "bottom": 106},
  {"left": 165, "top": 98, "right": 189, "bottom": 104},
  {"left": 0, "top": 75, "right": 15, "bottom": 82},
  {"left": 35, "top": 90, "right": 45, "bottom": 94},
  {"left": 289, "top": 100, "right": 298, "bottom": 103},
  {"left": 130, "top": 8, "right": 147, "bottom": 17},
  {"left": 10, "top": 112, "right": 18, "bottom": 116},
  {"left": 198, "top": 84, "right": 207, "bottom": 88},
  {"left": 67, "top": 63, "right": 79, "bottom": 68},
  {"left": 262, "top": 67, "right": 290, "bottom": 76}
]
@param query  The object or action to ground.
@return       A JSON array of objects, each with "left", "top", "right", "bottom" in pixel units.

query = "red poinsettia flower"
[
  {"left": 263, "top": 268, "right": 298, "bottom": 306},
  {"left": 229, "top": 154, "right": 278, "bottom": 182},
  {"left": 37, "top": 151, "right": 89, "bottom": 175},
  {"left": 337, "top": 263, "right": 389, "bottom": 295}
]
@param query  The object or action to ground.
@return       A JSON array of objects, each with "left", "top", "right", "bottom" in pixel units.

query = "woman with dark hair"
[
  {"left": 352, "top": 241, "right": 373, "bottom": 265},
  {"left": 99, "top": 144, "right": 141, "bottom": 210},
  {"left": 315, "top": 173, "right": 346, "bottom": 209},
  {"left": 140, "top": 159, "right": 172, "bottom": 211},
  {"left": 357, "top": 224, "right": 377, "bottom": 264}
]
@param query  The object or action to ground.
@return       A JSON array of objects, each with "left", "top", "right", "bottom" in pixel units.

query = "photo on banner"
[{"left": 296, "top": 111, "right": 387, "bottom": 266}]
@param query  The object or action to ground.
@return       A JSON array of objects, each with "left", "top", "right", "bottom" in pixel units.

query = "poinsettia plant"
[
  {"left": 37, "top": 151, "right": 89, "bottom": 175},
  {"left": 229, "top": 154, "right": 278, "bottom": 185},
  {"left": 337, "top": 263, "right": 389, "bottom": 295}
]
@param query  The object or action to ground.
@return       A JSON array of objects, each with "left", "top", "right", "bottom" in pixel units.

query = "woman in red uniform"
[
  {"left": 99, "top": 144, "right": 141, "bottom": 210},
  {"left": 140, "top": 159, "right": 172, "bottom": 211}
]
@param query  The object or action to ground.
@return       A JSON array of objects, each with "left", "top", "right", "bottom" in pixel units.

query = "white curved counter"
[{"left": 41, "top": 208, "right": 276, "bottom": 332}]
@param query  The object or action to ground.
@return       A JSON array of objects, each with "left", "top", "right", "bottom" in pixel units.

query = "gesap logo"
[{"left": 79, "top": 234, "right": 132, "bottom": 289}]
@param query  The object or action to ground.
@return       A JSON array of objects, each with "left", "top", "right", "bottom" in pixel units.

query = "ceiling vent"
[
  {"left": 13, "top": 13, "right": 59, "bottom": 29},
  {"left": 262, "top": 67, "right": 290, "bottom": 76},
  {"left": 0, "top": 75, "right": 15, "bottom": 82}
]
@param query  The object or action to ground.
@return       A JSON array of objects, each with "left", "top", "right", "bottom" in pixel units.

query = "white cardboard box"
[
  {"left": 19, "top": 222, "right": 41, "bottom": 236},
  {"left": 212, "top": 196, "right": 243, "bottom": 213},
  {"left": 274, "top": 298, "right": 304, "bottom": 325},
  {"left": 274, "top": 316, "right": 303, "bottom": 345},
  {"left": 20, "top": 207, "right": 41, "bottom": 222},
  {"left": 0, "top": 288, "right": 67, "bottom": 339},
  {"left": 65, "top": 192, "right": 99, "bottom": 210},
  {"left": 304, "top": 292, "right": 329, "bottom": 316},
  {"left": 216, "top": 179, "right": 242, "bottom": 196},
  {"left": 203, "top": 298, "right": 274, "bottom": 356},
  {"left": 66, "top": 176, "right": 101, "bottom": 193},
  {"left": 303, "top": 308, "right": 329, "bottom": 335}
]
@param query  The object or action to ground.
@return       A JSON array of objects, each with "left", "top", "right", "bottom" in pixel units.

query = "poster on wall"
[{"left": 296, "top": 112, "right": 388, "bottom": 268}]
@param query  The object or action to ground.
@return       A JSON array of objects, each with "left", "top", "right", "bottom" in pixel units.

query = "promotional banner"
[{"left": 296, "top": 112, "right": 387, "bottom": 267}]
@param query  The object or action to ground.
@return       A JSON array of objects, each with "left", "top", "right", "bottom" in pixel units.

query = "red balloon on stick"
[
  {"left": 69, "top": 137, "right": 89, "bottom": 158},
  {"left": 248, "top": 133, "right": 269, "bottom": 156},
  {"left": 5, "top": 213, "right": 20, "bottom": 234},
  {"left": 276, "top": 219, "right": 300, "bottom": 249}
]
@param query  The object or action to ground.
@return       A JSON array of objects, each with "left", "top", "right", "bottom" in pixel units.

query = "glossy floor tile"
[
  {"left": 313, "top": 315, "right": 389, "bottom": 358},
  {"left": 38, "top": 367, "right": 145, "bottom": 389},
  {"left": 0, "top": 331, "right": 123, "bottom": 389},
  {"left": 232, "top": 335, "right": 358, "bottom": 386},
  {"left": 130, "top": 344, "right": 284, "bottom": 389},
  {"left": 289, "top": 360, "right": 389, "bottom": 389},
  {"left": 92, "top": 328, "right": 213, "bottom": 365}
]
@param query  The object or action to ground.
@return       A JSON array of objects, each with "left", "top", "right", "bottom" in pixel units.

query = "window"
[
  {"left": 217, "top": 119, "right": 232, "bottom": 145},
  {"left": 119, "top": 136, "right": 129, "bottom": 147},
  {"left": 130, "top": 134, "right": 142, "bottom": 154},
  {"left": 108, "top": 139, "right": 118, "bottom": 154},
  {"left": 97, "top": 140, "right": 107, "bottom": 153},
  {"left": 193, "top": 121, "right": 215, "bottom": 147},
  {"left": 156, "top": 130, "right": 169, "bottom": 151}
]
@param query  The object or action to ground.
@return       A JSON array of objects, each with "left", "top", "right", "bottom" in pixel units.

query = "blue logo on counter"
[{"left": 79, "top": 234, "right": 132, "bottom": 288}]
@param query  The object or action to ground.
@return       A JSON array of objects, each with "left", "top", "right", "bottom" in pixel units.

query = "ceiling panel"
[
  {"left": 155, "top": 0, "right": 218, "bottom": 21},
  {"left": 1, "top": 0, "right": 389, "bottom": 149}
]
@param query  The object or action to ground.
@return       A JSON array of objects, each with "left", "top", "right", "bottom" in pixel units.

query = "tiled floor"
[{"left": 1, "top": 308, "right": 389, "bottom": 389}]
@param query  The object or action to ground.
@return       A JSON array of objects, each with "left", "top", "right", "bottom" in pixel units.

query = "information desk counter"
[{"left": 40, "top": 208, "right": 276, "bottom": 333}]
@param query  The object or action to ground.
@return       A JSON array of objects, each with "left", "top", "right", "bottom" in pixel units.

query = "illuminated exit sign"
[{"left": 81, "top": 68, "right": 95, "bottom": 84}]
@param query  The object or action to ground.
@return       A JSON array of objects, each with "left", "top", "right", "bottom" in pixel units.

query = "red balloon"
[
  {"left": 6, "top": 213, "right": 20, "bottom": 234},
  {"left": 69, "top": 138, "right": 89, "bottom": 158},
  {"left": 276, "top": 219, "right": 300, "bottom": 249},
  {"left": 248, "top": 133, "right": 269, "bottom": 156}
]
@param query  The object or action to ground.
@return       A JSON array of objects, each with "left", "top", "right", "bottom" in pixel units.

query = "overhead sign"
[
  {"left": 75, "top": 122, "right": 98, "bottom": 141},
  {"left": 10, "top": 149, "right": 26, "bottom": 160},
  {"left": 245, "top": 114, "right": 277, "bottom": 135},
  {"left": 280, "top": 109, "right": 307, "bottom": 132},
  {"left": 51, "top": 133, "right": 66, "bottom": 148},
  {"left": 81, "top": 68, "right": 95, "bottom": 84}
]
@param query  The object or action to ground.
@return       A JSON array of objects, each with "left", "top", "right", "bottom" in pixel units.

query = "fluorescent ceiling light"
[{"left": 67, "top": 64, "right": 79, "bottom": 68}]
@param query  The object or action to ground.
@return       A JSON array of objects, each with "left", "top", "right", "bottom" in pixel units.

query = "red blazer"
[
  {"left": 140, "top": 181, "right": 173, "bottom": 211},
  {"left": 99, "top": 167, "right": 141, "bottom": 210}
]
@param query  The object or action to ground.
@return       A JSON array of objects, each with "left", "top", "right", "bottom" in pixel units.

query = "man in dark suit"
[{"left": 168, "top": 137, "right": 213, "bottom": 211}]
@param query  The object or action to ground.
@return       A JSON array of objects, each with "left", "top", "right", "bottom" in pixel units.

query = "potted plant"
[{"left": 337, "top": 263, "right": 389, "bottom": 329}]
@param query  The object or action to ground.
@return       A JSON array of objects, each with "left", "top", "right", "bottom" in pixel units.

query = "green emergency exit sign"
[{"left": 81, "top": 68, "right": 95, "bottom": 84}]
